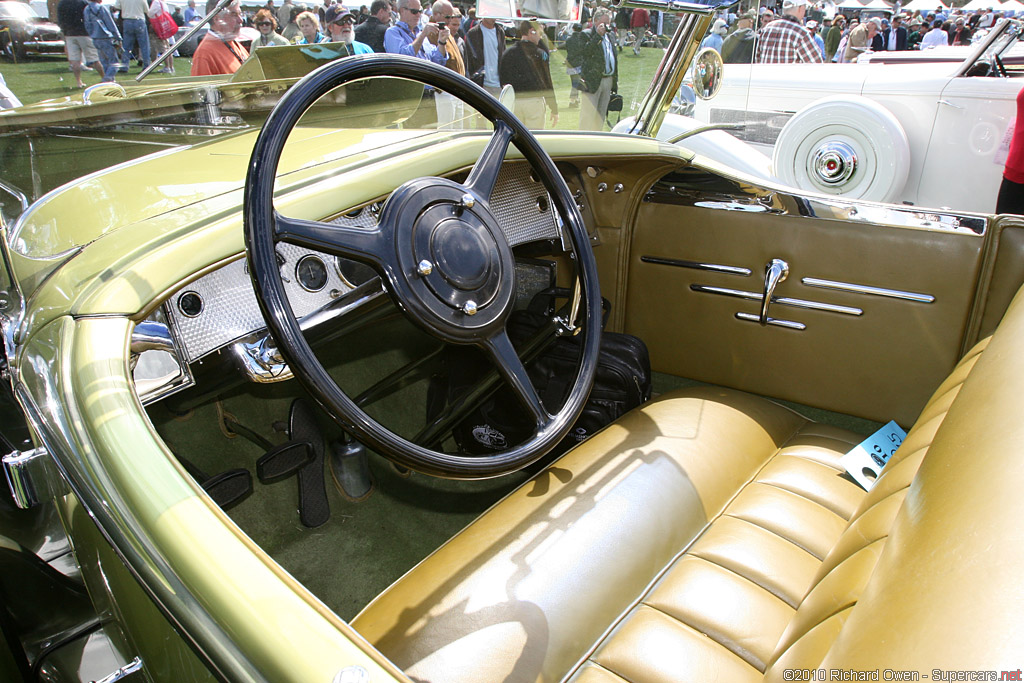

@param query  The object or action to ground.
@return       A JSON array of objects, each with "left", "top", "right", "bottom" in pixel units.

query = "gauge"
[
  {"left": 177, "top": 291, "right": 203, "bottom": 317},
  {"left": 335, "top": 257, "right": 377, "bottom": 288},
  {"left": 295, "top": 255, "right": 329, "bottom": 292}
]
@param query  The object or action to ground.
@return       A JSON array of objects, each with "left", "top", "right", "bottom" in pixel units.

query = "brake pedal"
[
  {"left": 256, "top": 442, "right": 313, "bottom": 483},
  {"left": 203, "top": 469, "right": 253, "bottom": 508}
]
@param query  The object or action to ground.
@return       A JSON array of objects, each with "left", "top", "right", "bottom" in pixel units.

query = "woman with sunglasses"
[{"left": 252, "top": 8, "right": 289, "bottom": 48}]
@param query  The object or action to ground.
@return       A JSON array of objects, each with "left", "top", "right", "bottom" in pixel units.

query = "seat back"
[{"left": 767, "top": 287, "right": 1024, "bottom": 673}]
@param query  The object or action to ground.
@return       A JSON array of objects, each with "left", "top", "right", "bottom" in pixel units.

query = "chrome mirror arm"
[{"left": 137, "top": 0, "right": 235, "bottom": 82}]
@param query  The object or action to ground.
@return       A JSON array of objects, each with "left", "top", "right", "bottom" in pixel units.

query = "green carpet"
[{"left": 150, "top": 315, "right": 530, "bottom": 620}]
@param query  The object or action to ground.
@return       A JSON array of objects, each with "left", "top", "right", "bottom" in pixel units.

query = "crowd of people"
[
  {"left": 47, "top": 0, "right": 652, "bottom": 130},
  {"left": 53, "top": 0, "right": 1012, "bottom": 128},
  {"left": 702, "top": 0, "right": 1013, "bottom": 65}
]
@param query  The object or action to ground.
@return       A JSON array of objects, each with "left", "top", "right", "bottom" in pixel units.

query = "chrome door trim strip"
[
  {"left": 735, "top": 312, "right": 806, "bottom": 330},
  {"left": 690, "top": 284, "right": 863, "bottom": 316},
  {"left": 775, "top": 296, "right": 862, "bottom": 316},
  {"left": 801, "top": 277, "right": 936, "bottom": 303},
  {"left": 641, "top": 256, "right": 752, "bottom": 276}
]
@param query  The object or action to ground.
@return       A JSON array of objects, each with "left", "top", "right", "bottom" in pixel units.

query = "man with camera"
[
  {"left": 576, "top": 9, "right": 618, "bottom": 130},
  {"left": 499, "top": 21, "right": 558, "bottom": 130}
]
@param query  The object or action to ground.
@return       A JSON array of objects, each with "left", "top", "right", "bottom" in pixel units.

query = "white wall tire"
[{"left": 772, "top": 95, "right": 910, "bottom": 203}]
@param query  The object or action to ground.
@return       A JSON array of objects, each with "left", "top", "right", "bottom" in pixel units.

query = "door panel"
[{"left": 623, "top": 168, "right": 987, "bottom": 426}]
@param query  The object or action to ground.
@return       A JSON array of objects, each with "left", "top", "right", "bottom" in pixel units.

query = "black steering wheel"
[{"left": 243, "top": 55, "right": 602, "bottom": 478}]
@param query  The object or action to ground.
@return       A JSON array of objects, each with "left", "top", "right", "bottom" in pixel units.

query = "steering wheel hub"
[{"left": 385, "top": 176, "right": 514, "bottom": 341}]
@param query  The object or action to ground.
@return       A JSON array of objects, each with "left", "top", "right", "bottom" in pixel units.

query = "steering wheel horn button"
[
  {"left": 431, "top": 219, "right": 494, "bottom": 291},
  {"left": 381, "top": 176, "right": 516, "bottom": 340}
]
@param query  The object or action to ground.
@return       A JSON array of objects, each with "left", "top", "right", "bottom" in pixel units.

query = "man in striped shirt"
[{"left": 755, "top": 0, "right": 822, "bottom": 64}]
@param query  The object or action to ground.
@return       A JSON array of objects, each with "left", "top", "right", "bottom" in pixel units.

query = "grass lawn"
[
  {"left": 0, "top": 54, "right": 198, "bottom": 105},
  {"left": 545, "top": 45, "right": 663, "bottom": 131}
]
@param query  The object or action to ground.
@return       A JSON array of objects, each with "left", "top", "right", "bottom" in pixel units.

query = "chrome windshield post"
[{"left": 619, "top": 0, "right": 717, "bottom": 138}]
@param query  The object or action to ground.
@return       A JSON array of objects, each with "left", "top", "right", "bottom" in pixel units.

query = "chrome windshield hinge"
[
  {"left": 3, "top": 447, "right": 67, "bottom": 509},
  {"left": 91, "top": 657, "right": 144, "bottom": 683}
]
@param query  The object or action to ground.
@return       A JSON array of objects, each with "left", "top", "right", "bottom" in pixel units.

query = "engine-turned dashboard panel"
[{"left": 163, "top": 161, "right": 580, "bottom": 364}]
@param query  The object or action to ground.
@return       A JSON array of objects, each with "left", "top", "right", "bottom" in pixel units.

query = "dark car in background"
[{"left": 0, "top": 0, "right": 63, "bottom": 59}]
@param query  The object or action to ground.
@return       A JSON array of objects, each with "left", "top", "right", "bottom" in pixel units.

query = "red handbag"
[{"left": 152, "top": 8, "right": 178, "bottom": 40}]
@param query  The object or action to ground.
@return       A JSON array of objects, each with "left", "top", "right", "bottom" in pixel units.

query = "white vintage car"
[{"left": 679, "top": 20, "right": 1024, "bottom": 214}]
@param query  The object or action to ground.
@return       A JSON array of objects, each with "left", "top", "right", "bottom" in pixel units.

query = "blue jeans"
[
  {"left": 93, "top": 38, "right": 119, "bottom": 81},
  {"left": 121, "top": 18, "right": 150, "bottom": 68}
]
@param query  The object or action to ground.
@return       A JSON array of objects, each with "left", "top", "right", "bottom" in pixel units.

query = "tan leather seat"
[{"left": 353, "top": 289, "right": 1024, "bottom": 681}]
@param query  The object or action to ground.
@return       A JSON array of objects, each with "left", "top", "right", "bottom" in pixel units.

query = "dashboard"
[{"left": 132, "top": 161, "right": 591, "bottom": 404}]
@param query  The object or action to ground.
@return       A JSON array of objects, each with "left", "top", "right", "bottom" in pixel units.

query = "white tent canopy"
[
  {"left": 901, "top": 0, "right": 948, "bottom": 10},
  {"left": 837, "top": 0, "right": 895, "bottom": 9},
  {"left": 1001, "top": 0, "right": 1024, "bottom": 11},
  {"left": 962, "top": 0, "right": 997, "bottom": 9}
]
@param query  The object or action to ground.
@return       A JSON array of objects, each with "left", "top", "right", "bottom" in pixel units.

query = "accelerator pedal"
[{"left": 289, "top": 399, "right": 331, "bottom": 528}]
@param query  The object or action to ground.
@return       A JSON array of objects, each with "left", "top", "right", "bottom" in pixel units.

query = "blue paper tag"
[{"left": 840, "top": 420, "right": 907, "bottom": 491}]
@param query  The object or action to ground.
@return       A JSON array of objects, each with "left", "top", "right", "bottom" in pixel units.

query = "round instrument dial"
[{"left": 295, "top": 255, "right": 329, "bottom": 292}]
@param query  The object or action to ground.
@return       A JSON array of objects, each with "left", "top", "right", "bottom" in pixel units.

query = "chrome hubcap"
[{"left": 812, "top": 142, "right": 857, "bottom": 185}]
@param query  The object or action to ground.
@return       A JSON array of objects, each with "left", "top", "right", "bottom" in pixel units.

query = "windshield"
[
  {"left": 0, "top": 2, "right": 38, "bottom": 19},
  {"left": 0, "top": 18, "right": 671, "bottom": 226}
]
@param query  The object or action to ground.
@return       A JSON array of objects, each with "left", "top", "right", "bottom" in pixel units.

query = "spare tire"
[{"left": 772, "top": 95, "right": 910, "bottom": 204}]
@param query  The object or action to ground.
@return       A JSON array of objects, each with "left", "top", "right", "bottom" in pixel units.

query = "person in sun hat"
[
  {"left": 756, "top": 0, "right": 823, "bottom": 63},
  {"left": 700, "top": 18, "right": 727, "bottom": 52}
]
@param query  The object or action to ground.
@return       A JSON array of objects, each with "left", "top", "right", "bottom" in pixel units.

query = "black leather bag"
[
  {"left": 607, "top": 93, "right": 623, "bottom": 112},
  {"left": 430, "top": 291, "right": 651, "bottom": 457}
]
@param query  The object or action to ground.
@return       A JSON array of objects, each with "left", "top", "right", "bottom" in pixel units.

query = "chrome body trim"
[
  {"left": 233, "top": 279, "right": 387, "bottom": 384},
  {"left": 0, "top": 178, "right": 29, "bottom": 215},
  {"left": 801, "top": 277, "right": 936, "bottom": 303},
  {"left": 775, "top": 296, "right": 862, "bottom": 316},
  {"left": 91, "top": 656, "right": 143, "bottom": 683},
  {"left": 690, "top": 284, "right": 863, "bottom": 316},
  {"left": 129, "top": 321, "right": 175, "bottom": 356},
  {"left": 233, "top": 337, "right": 293, "bottom": 383},
  {"left": 14, "top": 330, "right": 267, "bottom": 682},
  {"left": 83, "top": 82, "right": 127, "bottom": 105},
  {"left": 640, "top": 255, "right": 751, "bottom": 276},
  {"left": 735, "top": 312, "right": 805, "bottom": 330},
  {"left": 645, "top": 171, "right": 988, "bottom": 235},
  {"left": 2, "top": 446, "right": 66, "bottom": 509},
  {"left": 0, "top": 226, "right": 25, "bottom": 385}
]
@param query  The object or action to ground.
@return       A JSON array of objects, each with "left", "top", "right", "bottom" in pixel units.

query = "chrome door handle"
[{"left": 761, "top": 258, "right": 789, "bottom": 325}]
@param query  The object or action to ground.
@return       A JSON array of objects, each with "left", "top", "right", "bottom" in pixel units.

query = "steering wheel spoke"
[
  {"left": 482, "top": 330, "right": 549, "bottom": 427},
  {"left": 464, "top": 120, "right": 515, "bottom": 202},
  {"left": 275, "top": 211, "right": 388, "bottom": 267}
]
